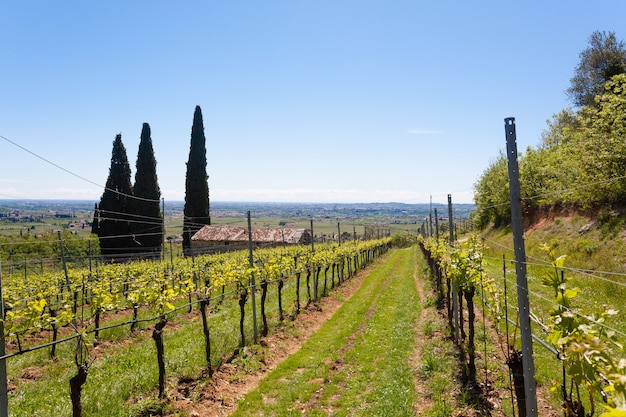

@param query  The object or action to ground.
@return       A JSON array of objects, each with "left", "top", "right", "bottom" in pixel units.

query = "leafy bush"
[
  {"left": 474, "top": 74, "right": 626, "bottom": 226},
  {"left": 390, "top": 232, "right": 418, "bottom": 248}
]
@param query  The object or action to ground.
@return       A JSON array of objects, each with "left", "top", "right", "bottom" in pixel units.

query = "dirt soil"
[
  {"left": 167, "top": 267, "right": 373, "bottom": 417},
  {"left": 166, "top": 258, "right": 561, "bottom": 417}
]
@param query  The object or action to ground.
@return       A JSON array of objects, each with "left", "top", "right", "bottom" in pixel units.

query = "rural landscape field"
[
  {"left": 1, "top": 200, "right": 475, "bottom": 416},
  {"left": 3, "top": 187, "right": 626, "bottom": 417},
  {"left": 3, "top": 2, "right": 626, "bottom": 416}
]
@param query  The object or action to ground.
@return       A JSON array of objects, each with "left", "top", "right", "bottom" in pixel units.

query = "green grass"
[
  {"left": 412, "top": 260, "right": 481, "bottom": 417},
  {"left": 478, "top": 212, "right": 626, "bottom": 414},
  {"left": 7, "top": 255, "right": 353, "bottom": 416},
  {"left": 230, "top": 247, "right": 420, "bottom": 417}
]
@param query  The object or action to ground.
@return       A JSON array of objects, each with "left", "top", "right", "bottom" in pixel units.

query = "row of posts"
[
  {"left": 0, "top": 118, "right": 537, "bottom": 417},
  {"left": 419, "top": 118, "right": 537, "bottom": 417}
]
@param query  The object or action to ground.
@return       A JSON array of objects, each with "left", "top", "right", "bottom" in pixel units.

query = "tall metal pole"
[
  {"left": 310, "top": 219, "right": 315, "bottom": 253},
  {"left": 0, "top": 260, "right": 8, "bottom": 417},
  {"left": 58, "top": 230, "right": 70, "bottom": 291},
  {"left": 169, "top": 240, "right": 174, "bottom": 277},
  {"left": 247, "top": 211, "right": 258, "bottom": 344},
  {"left": 337, "top": 222, "right": 341, "bottom": 246},
  {"left": 57, "top": 230, "right": 78, "bottom": 318},
  {"left": 448, "top": 194, "right": 459, "bottom": 343},
  {"left": 505, "top": 117, "right": 538, "bottom": 417},
  {"left": 434, "top": 208, "right": 439, "bottom": 241},
  {"left": 88, "top": 240, "right": 92, "bottom": 274},
  {"left": 429, "top": 195, "right": 433, "bottom": 237},
  {"left": 161, "top": 198, "right": 165, "bottom": 262}
]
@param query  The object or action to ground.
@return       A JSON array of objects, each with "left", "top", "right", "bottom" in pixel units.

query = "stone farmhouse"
[{"left": 191, "top": 225, "right": 312, "bottom": 254}]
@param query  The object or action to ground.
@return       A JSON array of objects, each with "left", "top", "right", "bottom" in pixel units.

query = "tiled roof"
[{"left": 191, "top": 225, "right": 308, "bottom": 244}]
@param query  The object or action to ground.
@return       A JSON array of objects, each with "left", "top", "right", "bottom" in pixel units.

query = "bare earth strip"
[
  {"left": 410, "top": 253, "right": 436, "bottom": 415},
  {"left": 170, "top": 247, "right": 560, "bottom": 417},
  {"left": 168, "top": 261, "right": 380, "bottom": 416}
]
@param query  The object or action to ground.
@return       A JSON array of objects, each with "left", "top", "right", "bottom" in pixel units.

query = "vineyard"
[
  {"left": 0, "top": 237, "right": 390, "bottom": 416},
  {"left": 5, "top": 208, "right": 626, "bottom": 417},
  {"left": 420, "top": 221, "right": 626, "bottom": 417}
]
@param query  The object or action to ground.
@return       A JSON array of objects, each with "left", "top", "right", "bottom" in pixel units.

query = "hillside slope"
[{"left": 479, "top": 208, "right": 626, "bottom": 414}]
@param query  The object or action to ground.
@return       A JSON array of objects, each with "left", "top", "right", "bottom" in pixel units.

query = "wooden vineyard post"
[
  {"left": 260, "top": 277, "right": 268, "bottom": 337},
  {"left": 199, "top": 298, "right": 212, "bottom": 376},
  {"left": 294, "top": 256, "right": 301, "bottom": 313},
  {"left": 505, "top": 117, "right": 538, "bottom": 417},
  {"left": 0, "top": 260, "right": 8, "bottom": 417},
  {"left": 152, "top": 318, "right": 167, "bottom": 399},
  {"left": 277, "top": 276, "right": 284, "bottom": 321}
]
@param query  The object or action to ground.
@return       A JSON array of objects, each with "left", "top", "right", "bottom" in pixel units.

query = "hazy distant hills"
[{"left": 0, "top": 200, "right": 474, "bottom": 219}]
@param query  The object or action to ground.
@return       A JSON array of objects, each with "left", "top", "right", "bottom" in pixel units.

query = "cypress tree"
[
  {"left": 94, "top": 134, "right": 134, "bottom": 261},
  {"left": 183, "top": 105, "right": 210, "bottom": 254},
  {"left": 133, "top": 123, "right": 163, "bottom": 258}
]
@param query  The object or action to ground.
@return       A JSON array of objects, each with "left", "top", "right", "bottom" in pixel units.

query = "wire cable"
[{"left": 0, "top": 132, "right": 160, "bottom": 203}]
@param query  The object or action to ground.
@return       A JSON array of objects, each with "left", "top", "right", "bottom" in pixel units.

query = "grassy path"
[
  {"left": 9, "top": 246, "right": 489, "bottom": 416},
  {"left": 230, "top": 247, "right": 421, "bottom": 416}
]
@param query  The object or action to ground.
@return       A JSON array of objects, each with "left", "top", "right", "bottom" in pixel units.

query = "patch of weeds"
[
  {"left": 599, "top": 211, "right": 626, "bottom": 238},
  {"left": 426, "top": 399, "right": 452, "bottom": 417},
  {"left": 425, "top": 295, "right": 438, "bottom": 308},
  {"left": 332, "top": 292, "right": 346, "bottom": 303},
  {"left": 546, "top": 237, "right": 561, "bottom": 250},
  {"left": 230, "top": 345, "right": 267, "bottom": 378},
  {"left": 476, "top": 326, "right": 487, "bottom": 344},
  {"left": 275, "top": 319, "right": 297, "bottom": 338},
  {"left": 422, "top": 320, "right": 435, "bottom": 338},
  {"left": 420, "top": 352, "right": 442, "bottom": 378},
  {"left": 574, "top": 239, "right": 597, "bottom": 255},
  {"left": 131, "top": 397, "right": 165, "bottom": 417},
  {"left": 458, "top": 387, "right": 474, "bottom": 406},
  {"left": 426, "top": 375, "right": 449, "bottom": 396}
]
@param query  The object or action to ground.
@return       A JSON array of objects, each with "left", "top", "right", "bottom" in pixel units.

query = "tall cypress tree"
[
  {"left": 183, "top": 105, "right": 210, "bottom": 254},
  {"left": 133, "top": 123, "right": 163, "bottom": 258},
  {"left": 94, "top": 134, "right": 134, "bottom": 261}
]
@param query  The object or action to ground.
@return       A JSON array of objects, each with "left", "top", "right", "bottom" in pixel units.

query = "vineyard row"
[
  {"left": 0, "top": 238, "right": 391, "bottom": 416},
  {"left": 420, "top": 235, "right": 626, "bottom": 417}
]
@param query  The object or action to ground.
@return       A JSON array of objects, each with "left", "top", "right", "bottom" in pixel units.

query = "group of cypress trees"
[{"left": 93, "top": 106, "right": 210, "bottom": 261}]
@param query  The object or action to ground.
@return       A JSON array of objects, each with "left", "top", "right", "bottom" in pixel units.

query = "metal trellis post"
[
  {"left": 0, "top": 260, "right": 8, "bottom": 417},
  {"left": 310, "top": 219, "right": 315, "bottom": 253},
  {"left": 247, "top": 211, "right": 258, "bottom": 344},
  {"left": 337, "top": 222, "right": 341, "bottom": 246},
  {"left": 448, "top": 194, "right": 459, "bottom": 343},
  {"left": 505, "top": 117, "right": 538, "bottom": 417},
  {"left": 429, "top": 195, "right": 433, "bottom": 237}
]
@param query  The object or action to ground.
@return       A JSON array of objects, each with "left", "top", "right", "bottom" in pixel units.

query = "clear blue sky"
[{"left": 1, "top": 1, "right": 624, "bottom": 204}]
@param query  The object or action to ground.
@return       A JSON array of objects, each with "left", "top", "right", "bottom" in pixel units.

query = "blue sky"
[{"left": 1, "top": 1, "right": 624, "bottom": 204}]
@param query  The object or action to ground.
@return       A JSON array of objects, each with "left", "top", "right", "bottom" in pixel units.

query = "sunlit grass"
[
  {"left": 231, "top": 248, "right": 420, "bottom": 416},
  {"left": 478, "top": 212, "right": 626, "bottom": 414},
  {"left": 7, "top": 254, "right": 359, "bottom": 416}
]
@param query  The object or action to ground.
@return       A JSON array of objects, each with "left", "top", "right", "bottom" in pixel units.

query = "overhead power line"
[{"left": 0, "top": 132, "right": 160, "bottom": 203}]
